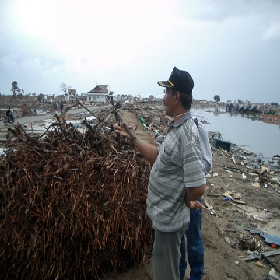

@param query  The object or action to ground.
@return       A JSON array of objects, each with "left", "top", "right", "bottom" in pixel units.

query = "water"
[{"left": 192, "top": 108, "right": 280, "bottom": 161}]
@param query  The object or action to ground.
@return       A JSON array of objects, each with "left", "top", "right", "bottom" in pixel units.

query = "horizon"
[{"left": 0, "top": 92, "right": 278, "bottom": 106}]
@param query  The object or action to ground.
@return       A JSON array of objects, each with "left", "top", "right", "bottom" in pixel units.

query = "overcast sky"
[{"left": 1, "top": 0, "right": 280, "bottom": 103}]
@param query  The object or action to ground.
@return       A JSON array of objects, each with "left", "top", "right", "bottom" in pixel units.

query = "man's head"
[
  {"left": 158, "top": 67, "right": 194, "bottom": 94},
  {"left": 158, "top": 67, "right": 194, "bottom": 111}
]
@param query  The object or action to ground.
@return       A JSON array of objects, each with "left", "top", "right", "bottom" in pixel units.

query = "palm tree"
[
  {"left": 214, "top": 95, "right": 220, "bottom": 103},
  {"left": 11, "top": 81, "right": 20, "bottom": 97}
]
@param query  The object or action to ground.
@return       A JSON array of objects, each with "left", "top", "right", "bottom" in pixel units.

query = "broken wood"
[
  {"left": 206, "top": 193, "right": 221, "bottom": 197},
  {"left": 261, "top": 253, "right": 280, "bottom": 274},
  {"left": 242, "top": 249, "right": 280, "bottom": 261}
]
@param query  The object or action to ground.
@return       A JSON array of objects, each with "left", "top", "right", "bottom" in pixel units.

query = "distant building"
[{"left": 86, "top": 85, "right": 109, "bottom": 103}]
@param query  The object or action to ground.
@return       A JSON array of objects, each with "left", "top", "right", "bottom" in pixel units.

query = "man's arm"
[
  {"left": 114, "top": 123, "right": 158, "bottom": 165},
  {"left": 132, "top": 136, "right": 158, "bottom": 164},
  {"left": 184, "top": 184, "right": 206, "bottom": 208}
]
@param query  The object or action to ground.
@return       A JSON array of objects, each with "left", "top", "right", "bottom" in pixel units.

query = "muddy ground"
[
  {"left": 1, "top": 107, "right": 279, "bottom": 280},
  {"left": 110, "top": 111, "right": 280, "bottom": 280}
]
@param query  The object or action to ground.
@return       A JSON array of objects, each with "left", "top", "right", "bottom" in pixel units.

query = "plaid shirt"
[{"left": 147, "top": 112, "right": 206, "bottom": 232}]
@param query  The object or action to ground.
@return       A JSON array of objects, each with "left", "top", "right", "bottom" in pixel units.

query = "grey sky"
[{"left": 0, "top": 0, "right": 279, "bottom": 103}]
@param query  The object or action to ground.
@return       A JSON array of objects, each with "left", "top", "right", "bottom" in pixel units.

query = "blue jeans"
[{"left": 179, "top": 200, "right": 204, "bottom": 280}]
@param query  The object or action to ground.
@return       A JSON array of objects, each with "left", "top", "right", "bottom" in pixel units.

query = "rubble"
[{"left": 0, "top": 98, "right": 279, "bottom": 279}]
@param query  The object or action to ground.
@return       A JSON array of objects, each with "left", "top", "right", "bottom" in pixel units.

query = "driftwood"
[
  {"left": 242, "top": 249, "right": 280, "bottom": 273},
  {"left": 0, "top": 115, "right": 153, "bottom": 280},
  {"left": 242, "top": 249, "right": 280, "bottom": 261}
]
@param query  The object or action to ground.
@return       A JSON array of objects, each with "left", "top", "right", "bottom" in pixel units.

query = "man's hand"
[
  {"left": 186, "top": 200, "right": 204, "bottom": 209},
  {"left": 184, "top": 185, "right": 206, "bottom": 208},
  {"left": 114, "top": 123, "right": 136, "bottom": 142},
  {"left": 114, "top": 123, "right": 158, "bottom": 165}
]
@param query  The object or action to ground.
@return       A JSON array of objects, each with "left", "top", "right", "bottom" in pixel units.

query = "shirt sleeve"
[{"left": 180, "top": 122, "right": 206, "bottom": 188}]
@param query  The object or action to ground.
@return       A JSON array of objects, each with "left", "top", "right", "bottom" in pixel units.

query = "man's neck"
[{"left": 173, "top": 110, "right": 189, "bottom": 122}]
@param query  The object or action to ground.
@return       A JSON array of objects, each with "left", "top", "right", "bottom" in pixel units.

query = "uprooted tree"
[{"left": 0, "top": 110, "right": 153, "bottom": 280}]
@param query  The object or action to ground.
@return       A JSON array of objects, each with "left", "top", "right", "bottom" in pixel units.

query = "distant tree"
[
  {"left": 214, "top": 95, "right": 220, "bottom": 103},
  {"left": 17, "top": 89, "right": 24, "bottom": 97},
  {"left": 37, "top": 93, "right": 44, "bottom": 102},
  {"left": 11, "top": 81, "right": 20, "bottom": 97},
  {"left": 61, "top": 83, "right": 67, "bottom": 94},
  {"left": 60, "top": 83, "right": 71, "bottom": 95}
]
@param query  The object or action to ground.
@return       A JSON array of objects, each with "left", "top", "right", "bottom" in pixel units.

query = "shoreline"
[{"left": 1, "top": 103, "right": 279, "bottom": 164}]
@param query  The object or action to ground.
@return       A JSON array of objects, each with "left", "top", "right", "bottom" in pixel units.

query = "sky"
[{"left": 0, "top": 0, "right": 280, "bottom": 103}]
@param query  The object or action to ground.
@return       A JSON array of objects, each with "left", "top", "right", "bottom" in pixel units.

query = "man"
[
  {"left": 179, "top": 119, "right": 212, "bottom": 280},
  {"left": 180, "top": 120, "right": 212, "bottom": 280},
  {"left": 180, "top": 198, "right": 204, "bottom": 280},
  {"left": 60, "top": 101, "right": 64, "bottom": 113},
  {"left": 114, "top": 67, "right": 206, "bottom": 280},
  {"left": 6, "top": 107, "right": 11, "bottom": 118},
  {"left": 5, "top": 107, "right": 13, "bottom": 123}
]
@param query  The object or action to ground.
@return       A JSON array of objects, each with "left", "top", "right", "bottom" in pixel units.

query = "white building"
[{"left": 86, "top": 85, "right": 109, "bottom": 103}]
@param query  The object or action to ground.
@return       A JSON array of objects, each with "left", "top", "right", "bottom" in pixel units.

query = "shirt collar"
[{"left": 170, "top": 111, "right": 192, "bottom": 128}]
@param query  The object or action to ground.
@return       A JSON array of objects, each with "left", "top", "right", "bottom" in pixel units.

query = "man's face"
[{"left": 163, "top": 88, "right": 177, "bottom": 117}]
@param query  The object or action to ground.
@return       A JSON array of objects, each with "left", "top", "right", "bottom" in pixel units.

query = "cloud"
[
  {"left": 182, "top": 0, "right": 280, "bottom": 21},
  {"left": 1, "top": 0, "right": 280, "bottom": 102},
  {"left": 180, "top": 0, "right": 280, "bottom": 41},
  {"left": 262, "top": 22, "right": 280, "bottom": 39},
  {"left": 11, "top": 0, "right": 176, "bottom": 64}
]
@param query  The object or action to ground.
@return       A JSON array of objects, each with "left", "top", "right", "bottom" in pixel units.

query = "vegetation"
[
  {"left": 214, "top": 95, "right": 220, "bottom": 103},
  {"left": 11, "top": 81, "right": 20, "bottom": 97},
  {"left": 60, "top": 82, "right": 71, "bottom": 95},
  {"left": 37, "top": 93, "right": 44, "bottom": 102}
]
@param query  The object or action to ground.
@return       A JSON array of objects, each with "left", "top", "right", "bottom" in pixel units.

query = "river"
[
  {"left": 192, "top": 107, "right": 280, "bottom": 162},
  {"left": 1, "top": 105, "right": 280, "bottom": 163}
]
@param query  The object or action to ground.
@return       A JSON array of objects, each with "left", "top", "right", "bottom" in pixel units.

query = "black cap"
[{"left": 158, "top": 67, "right": 194, "bottom": 93}]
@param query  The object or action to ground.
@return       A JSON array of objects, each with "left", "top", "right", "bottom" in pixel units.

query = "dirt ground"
[
  {"left": 110, "top": 111, "right": 280, "bottom": 280},
  {"left": 1, "top": 107, "right": 279, "bottom": 280}
]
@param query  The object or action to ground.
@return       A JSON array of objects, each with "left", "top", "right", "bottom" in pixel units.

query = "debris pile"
[{"left": 0, "top": 116, "right": 153, "bottom": 280}]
